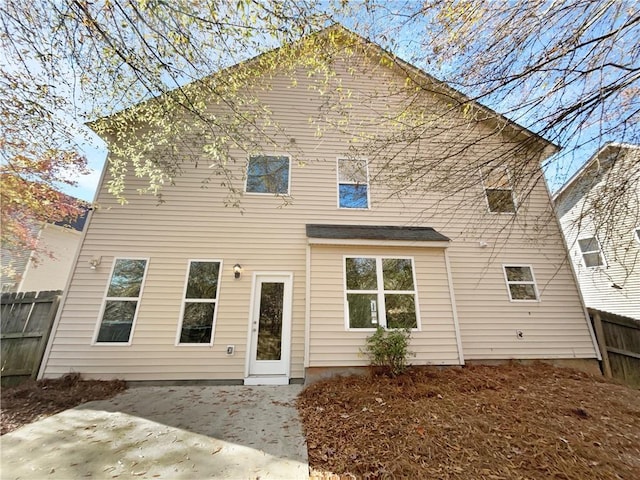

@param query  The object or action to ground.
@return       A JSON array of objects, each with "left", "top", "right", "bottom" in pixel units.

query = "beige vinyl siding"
[
  {"left": 308, "top": 245, "right": 459, "bottom": 366},
  {"left": 42, "top": 47, "right": 597, "bottom": 381}
]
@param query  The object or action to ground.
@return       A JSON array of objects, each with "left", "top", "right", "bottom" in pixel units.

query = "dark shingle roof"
[{"left": 306, "top": 224, "right": 450, "bottom": 242}]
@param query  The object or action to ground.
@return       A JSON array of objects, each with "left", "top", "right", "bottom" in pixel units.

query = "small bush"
[{"left": 361, "top": 326, "right": 414, "bottom": 376}]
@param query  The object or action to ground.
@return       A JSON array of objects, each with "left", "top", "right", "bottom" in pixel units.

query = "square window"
[
  {"left": 338, "top": 158, "right": 369, "bottom": 208},
  {"left": 177, "top": 261, "right": 222, "bottom": 345},
  {"left": 483, "top": 167, "right": 516, "bottom": 213},
  {"left": 345, "top": 257, "right": 418, "bottom": 329},
  {"left": 503, "top": 265, "right": 539, "bottom": 301},
  {"left": 578, "top": 237, "right": 604, "bottom": 267},
  {"left": 246, "top": 155, "right": 290, "bottom": 194},
  {"left": 95, "top": 258, "right": 148, "bottom": 343}
]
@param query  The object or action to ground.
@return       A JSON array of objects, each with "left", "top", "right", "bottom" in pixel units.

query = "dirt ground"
[
  {"left": 297, "top": 363, "right": 640, "bottom": 480},
  {"left": 3, "top": 365, "right": 639, "bottom": 479},
  {"left": 1, "top": 373, "right": 126, "bottom": 435}
]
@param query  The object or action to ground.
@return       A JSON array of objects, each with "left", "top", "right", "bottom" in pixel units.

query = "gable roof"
[
  {"left": 553, "top": 142, "right": 640, "bottom": 205},
  {"left": 88, "top": 24, "right": 558, "bottom": 154}
]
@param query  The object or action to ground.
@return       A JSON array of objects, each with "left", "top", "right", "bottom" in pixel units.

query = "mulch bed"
[
  {"left": 297, "top": 363, "right": 640, "bottom": 479},
  {"left": 1, "top": 373, "right": 126, "bottom": 435}
]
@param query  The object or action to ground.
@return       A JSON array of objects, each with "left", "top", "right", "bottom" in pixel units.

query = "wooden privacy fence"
[
  {"left": 1, "top": 290, "right": 61, "bottom": 387},
  {"left": 589, "top": 308, "right": 640, "bottom": 388}
]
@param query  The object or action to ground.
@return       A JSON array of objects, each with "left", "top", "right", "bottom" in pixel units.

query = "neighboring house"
[
  {"left": 554, "top": 143, "right": 640, "bottom": 320},
  {"left": 1, "top": 207, "right": 88, "bottom": 293},
  {"left": 39, "top": 26, "right": 600, "bottom": 385}
]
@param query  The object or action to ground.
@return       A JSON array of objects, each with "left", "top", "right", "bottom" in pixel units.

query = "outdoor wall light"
[
  {"left": 233, "top": 264, "right": 243, "bottom": 279},
  {"left": 89, "top": 256, "right": 102, "bottom": 270}
]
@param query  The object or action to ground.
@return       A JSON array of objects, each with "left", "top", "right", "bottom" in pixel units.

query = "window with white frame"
[
  {"left": 95, "top": 258, "right": 148, "bottom": 343},
  {"left": 483, "top": 166, "right": 516, "bottom": 213},
  {"left": 344, "top": 257, "right": 418, "bottom": 329},
  {"left": 578, "top": 237, "right": 604, "bottom": 267},
  {"left": 338, "top": 158, "right": 369, "bottom": 208},
  {"left": 246, "top": 155, "right": 290, "bottom": 194},
  {"left": 177, "top": 261, "right": 222, "bottom": 344},
  {"left": 503, "top": 265, "right": 539, "bottom": 301}
]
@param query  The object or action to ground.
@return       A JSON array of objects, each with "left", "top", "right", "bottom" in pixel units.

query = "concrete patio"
[{"left": 0, "top": 385, "right": 308, "bottom": 479}]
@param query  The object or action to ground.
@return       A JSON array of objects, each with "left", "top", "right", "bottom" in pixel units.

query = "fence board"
[
  {"left": 1, "top": 290, "right": 61, "bottom": 387},
  {"left": 588, "top": 308, "right": 640, "bottom": 389}
]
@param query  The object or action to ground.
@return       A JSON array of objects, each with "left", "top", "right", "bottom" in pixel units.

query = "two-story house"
[
  {"left": 38, "top": 25, "right": 600, "bottom": 385},
  {"left": 554, "top": 143, "right": 640, "bottom": 320}
]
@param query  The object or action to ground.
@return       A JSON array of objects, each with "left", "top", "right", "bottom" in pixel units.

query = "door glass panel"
[{"left": 256, "top": 282, "right": 284, "bottom": 360}]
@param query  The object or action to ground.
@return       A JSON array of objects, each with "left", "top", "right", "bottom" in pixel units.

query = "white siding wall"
[
  {"left": 556, "top": 148, "right": 640, "bottom": 319},
  {"left": 19, "top": 225, "right": 82, "bottom": 293},
  {"left": 41, "top": 48, "right": 597, "bottom": 381}
]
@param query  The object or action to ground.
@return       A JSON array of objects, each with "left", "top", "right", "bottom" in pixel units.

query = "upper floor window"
[
  {"left": 483, "top": 166, "right": 516, "bottom": 213},
  {"left": 503, "top": 265, "right": 539, "bottom": 301},
  {"left": 635, "top": 228, "right": 640, "bottom": 244},
  {"left": 578, "top": 237, "right": 604, "bottom": 267},
  {"left": 338, "top": 158, "right": 369, "bottom": 209},
  {"left": 246, "top": 155, "right": 290, "bottom": 194},
  {"left": 344, "top": 256, "right": 418, "bottom": 329},
  {"left": 95, "top": 258, "right": 149, "bottom": 344},
  {"left": 176, "top": 260, "right": 222, "bottom": 345}
]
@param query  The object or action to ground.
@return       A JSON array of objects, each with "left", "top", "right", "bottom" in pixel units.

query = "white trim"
[
  {"left": 336, "top": 157, "right": 370, "bottom": 209},
  {"left": 443, "top": 249, "right": 464, "bottom": 365},
  {"left": 243, "top": 376, "right": 289, "bottom": 386},
  {"left": 91, "top": 257, "right": 150, "bottom": 346},
  {"left": 545, "top": 178, "right": 602, "bottom": 361},
  {"left": 343, "top": 255, "right": 421, "bottom": 331},
  {"left": 37, "top": 208, "right": 95, "bottom": 379},
  {"left": 304, "top": 244, "right": 311, "bottom": 368},
  {"left": 174, "top": 259, "right": 223, "bottom": 347},
  {"left": 308, "top": 238, "right": 450, "bottom": 248},
  {"left": 480, "top": 166, "right": 517, "bottom": 214},
  {"left": 244, "top": 154, "right": 292, "bottom": 196},
  {"left": 502, "top": 264, "right": 540, "bottom": 302}
]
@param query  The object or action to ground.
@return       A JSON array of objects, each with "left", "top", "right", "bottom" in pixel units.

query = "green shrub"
[{"left": 361, "top": 326, "right": 414, "bottom": 376}]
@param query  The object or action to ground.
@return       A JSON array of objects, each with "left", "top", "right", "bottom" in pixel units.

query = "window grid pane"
[
  {"left": 346, "top": 257, "right": 377, "bottom": 290},
  {"left": 186, "top": 262, "right": 220, "bottom": 299},
  {"left": 486, "top": 189, "right": 516, "bottom": 213},
  {"left": 107, "top": 259, "right": 146, "bottom": 297},
  {"left": 347, "top": 293, "right": 379, "bottom": 328},
  {"left": 339, "top": 184, "right": 368, "bottom": 208},
  {"left": 505, "top": 266, "right": 533, "bottom": 282},
  {"left": 338, "top": 159, "right": 368, "bottom": 183},
  {"left": 384, "top": 294, "right": 417, "bottom": 329},
  {"left": 246, "top": 156, "right": 289, "bottom": 194},
  {"left": 180, "top": 303, "right": 215, "bottom": 343},
  {"left": 578, "top": 237, "right": 599, "bottom": 253}
]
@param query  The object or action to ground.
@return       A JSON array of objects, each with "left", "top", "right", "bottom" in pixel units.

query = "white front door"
[{"left": 246, "top": 273, "right": 292, "bottom": 382}]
